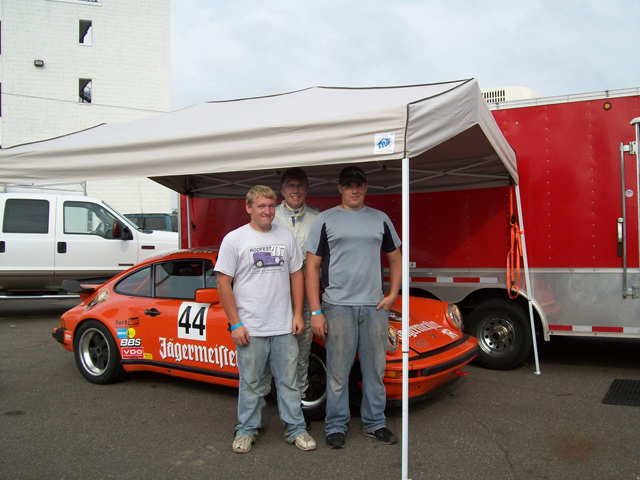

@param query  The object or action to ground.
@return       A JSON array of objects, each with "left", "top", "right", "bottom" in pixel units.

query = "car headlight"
[
  {"left": 446, "top": 304, "right": 463, "bottom": 330},
  {"left": 85, "top": 289, "right": 109, "bottom": 311},
  {"left": 387, "top": 325, "right": 399, "bottom": 353}
]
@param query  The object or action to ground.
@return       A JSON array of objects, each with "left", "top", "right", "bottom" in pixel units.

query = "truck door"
[
  {"left": 0, "top": 197, "right": 55, "bottom": 291},
  {"left": 621, "top": 119, "right": 640, "bottom": 298},
  {"left": 54, "top": 199, "right": 138, "bottom": 284}
]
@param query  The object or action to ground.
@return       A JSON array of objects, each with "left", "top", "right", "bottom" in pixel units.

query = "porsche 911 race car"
[{"left": 52, "top": 248, "right": 478, "bottom": 419}]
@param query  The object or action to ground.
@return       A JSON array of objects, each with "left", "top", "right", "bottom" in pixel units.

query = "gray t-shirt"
[
  {"left": 305, "top": 205, "right": 401, "bottom": 306},
  {"left": 214, "top": 224, "right": 303, "bottom": 336}
]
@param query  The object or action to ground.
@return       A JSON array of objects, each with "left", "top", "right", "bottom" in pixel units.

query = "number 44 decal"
[{"left": 177, "top": 302, "right": 210, "bottom": 341}]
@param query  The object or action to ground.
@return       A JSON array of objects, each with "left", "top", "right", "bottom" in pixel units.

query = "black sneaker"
[
  {"left": 326, "top": 432, "right": 346, "bottom": 449},
  {"left": 363, "top": 427, "right": 398, "bottom": 445}
]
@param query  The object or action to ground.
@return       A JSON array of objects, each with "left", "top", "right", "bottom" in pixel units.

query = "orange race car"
[{"left": 52, "top": 248, "right": 478, "bottom": 420}]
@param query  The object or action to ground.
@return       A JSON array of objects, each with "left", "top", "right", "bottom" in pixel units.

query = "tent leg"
[
  {"left": 186, "top": 195, "right": 192, "bottom": 248},
  {"left": 515, "top": 185, "right": 541, "bottom": 375},
  {"left": 401, "top": 156, "right": 410, "bottom": 480}
]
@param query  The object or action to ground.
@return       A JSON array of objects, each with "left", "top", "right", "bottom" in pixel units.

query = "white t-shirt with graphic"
[{"left": 214, "top": 224, "right": 303, "bottom": 337}]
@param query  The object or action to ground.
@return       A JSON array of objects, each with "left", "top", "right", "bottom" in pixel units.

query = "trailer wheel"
[{"left": 466, "top": 300, "right": 532, "bottom": 370}]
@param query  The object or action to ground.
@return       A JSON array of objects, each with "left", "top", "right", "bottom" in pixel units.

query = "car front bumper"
[{"left": 384, "top": 334, "right": 479, "bottom": 404}]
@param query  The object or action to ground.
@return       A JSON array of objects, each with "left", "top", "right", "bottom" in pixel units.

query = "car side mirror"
[
  {"left": 195, "top": 288, "right": 220, "bottom": 305},
  {"left": 113, "top": 220, "right": 133, "bottom": 240}
]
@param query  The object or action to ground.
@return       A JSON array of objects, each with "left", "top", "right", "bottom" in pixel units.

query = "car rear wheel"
[
  {"left": 466, "top": 299, "right": 532, "bottom": 370},
  {"left": 74, "top": 320, "right": 125, "bottom": 384}
]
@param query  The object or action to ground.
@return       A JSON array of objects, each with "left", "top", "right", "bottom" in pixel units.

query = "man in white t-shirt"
[{"left": 215, "top": 185, "right": 316, "bottom": 454}]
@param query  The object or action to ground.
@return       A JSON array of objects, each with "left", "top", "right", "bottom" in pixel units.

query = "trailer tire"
[{"left": 466, "top": 299, "right": 532, "bottom": 370}]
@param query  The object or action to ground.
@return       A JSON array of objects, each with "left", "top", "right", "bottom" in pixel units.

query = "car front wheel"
[
  {"left": 301, "top": 343, "right": 328, "bottom": 421},
  {"left": 74, "top": 320, "right": 125, "bottom": 384}
]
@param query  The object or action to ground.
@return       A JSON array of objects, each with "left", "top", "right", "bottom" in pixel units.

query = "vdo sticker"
[{"left": 177, "top": 302, "right": 210, "bottom": 341}]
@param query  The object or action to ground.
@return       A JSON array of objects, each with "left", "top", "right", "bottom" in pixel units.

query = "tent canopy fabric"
[{"left": 0, "top": 78, "right": 517, "bottom": 197}]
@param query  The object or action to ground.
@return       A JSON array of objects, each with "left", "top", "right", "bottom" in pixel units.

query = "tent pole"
[
  {"left": 401, "top": 156, "right": 410, "bottom": 480},
  {"left": 515, "top": 184, "right": 541, "bottom": 375},
  {"left": 186, "top": 194, "right": 192, "bottom": 248}
]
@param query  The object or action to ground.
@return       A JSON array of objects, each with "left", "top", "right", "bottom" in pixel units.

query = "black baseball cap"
[{"left": 339, "top": 166, "right": 367, "bottom": 185}]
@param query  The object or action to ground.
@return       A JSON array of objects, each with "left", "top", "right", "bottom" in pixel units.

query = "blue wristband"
[
  {"left": 228, "top": 322, "right": 243, "bottom": 332},
  {"left": 311, "top": 310, "right": 323, "bottom": 316}
]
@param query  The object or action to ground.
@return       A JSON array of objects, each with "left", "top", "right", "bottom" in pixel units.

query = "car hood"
[{"left": 388, "top": 305, "right": 464, "bottom": 355}]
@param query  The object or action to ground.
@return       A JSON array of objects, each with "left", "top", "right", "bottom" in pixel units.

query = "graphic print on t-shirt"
[{"left": 249, "top": 244, "right": 287, "bottom": 273}]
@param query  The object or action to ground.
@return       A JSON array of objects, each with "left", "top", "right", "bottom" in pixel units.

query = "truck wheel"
[
  {"left": 255, "top": 260, "right": 264, "bottom": 268},
  {"left": 74, "top": 320, "right": 125, "bottom": 384},
  {"left": 466, "top": 299, "right": 532, "bottom": 370}
]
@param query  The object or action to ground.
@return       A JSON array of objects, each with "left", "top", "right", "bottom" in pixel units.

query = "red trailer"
[{"left": 181, "top": 87, "right": 640, "bottom": 370}]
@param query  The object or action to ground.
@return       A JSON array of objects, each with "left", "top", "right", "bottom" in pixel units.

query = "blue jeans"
[
  {"left": 236, "top": 334, "right": 307, "bottom": 443},
  {"left": 323, "top": 302, "right": 388, "bottom": 436},
  {"left": 259, "top": 299, "right": 314, "bottom": 398}
]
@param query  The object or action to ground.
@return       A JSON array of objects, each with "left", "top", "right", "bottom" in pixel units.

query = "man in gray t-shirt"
[{"left": 305, "top": 166, "right": 402, "bottom": 450}]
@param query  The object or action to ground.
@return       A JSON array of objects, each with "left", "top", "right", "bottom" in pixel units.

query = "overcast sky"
[{"left": 170, "top": 0, "right": 639, "bottom": 111}]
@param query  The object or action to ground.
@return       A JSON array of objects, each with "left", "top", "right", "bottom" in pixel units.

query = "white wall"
[
  {"left": 0, "top": 0, "right": 173, "bottom": 213},
  {"left": 86, "top": 178, "right": 176, "bottom": 215}
]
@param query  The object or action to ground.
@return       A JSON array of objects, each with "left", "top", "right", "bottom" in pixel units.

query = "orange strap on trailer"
[{"left": 507, "top": 186, "right": 524, "bottom": 299}]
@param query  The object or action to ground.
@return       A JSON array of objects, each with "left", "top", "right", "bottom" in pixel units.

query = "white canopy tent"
[
  {"left": 0, "top": 78, "right": 539, "bottom": 480},
  {"left": 1, "top": 79, "right": 516, "bottom": 191}
]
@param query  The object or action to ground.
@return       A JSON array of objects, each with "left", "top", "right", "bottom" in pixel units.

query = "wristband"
[
  {"left": 228, "top": 322, "right": 243, "bottom": 332},
  {"left": 311, "top": 310, "right": 323, "bottom": 316}
]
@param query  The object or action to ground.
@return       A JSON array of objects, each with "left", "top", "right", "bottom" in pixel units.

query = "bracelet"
[
  {"left": 228, "top": 322, "right": 243, "bottom": 332},
  {"left": 310, "top": 310, "right": 323, "bottom": 316}
]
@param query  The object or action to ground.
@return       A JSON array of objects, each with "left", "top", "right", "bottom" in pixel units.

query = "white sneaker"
[
  {"left": 232, "top": 435, "right": 253, "bottom": 453},
  {"left": 294, "top": 432, "right": 316, "bottom": 451}
]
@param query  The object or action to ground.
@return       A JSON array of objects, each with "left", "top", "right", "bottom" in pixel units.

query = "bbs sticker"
[{"left": 177, "top": 302, "right": 210, "bottom": 341}]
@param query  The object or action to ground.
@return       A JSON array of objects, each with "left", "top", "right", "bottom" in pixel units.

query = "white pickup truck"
[{"left": 0, "top": 192, "right": 178, "bottom": 296}]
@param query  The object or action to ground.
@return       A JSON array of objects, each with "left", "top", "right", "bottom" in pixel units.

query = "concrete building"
[{"left": 0, "top": 0, "right": 174, "bottom": 215}]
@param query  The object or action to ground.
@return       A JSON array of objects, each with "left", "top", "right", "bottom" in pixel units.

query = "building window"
[
  {"left": 79, "top": 78, "right": 92, "bottom": 103},
  {"left": 79, "top": 20, "right": 92, "bottom": 45}
]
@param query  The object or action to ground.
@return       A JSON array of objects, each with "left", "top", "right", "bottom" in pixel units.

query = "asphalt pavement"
[{"left": 1, "top": 299, "right": 639, "bottom": 480}]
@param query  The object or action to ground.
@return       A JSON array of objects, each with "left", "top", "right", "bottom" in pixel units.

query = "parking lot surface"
[{"left": 1, "top": 299, "right": 639, "bottom": 480}]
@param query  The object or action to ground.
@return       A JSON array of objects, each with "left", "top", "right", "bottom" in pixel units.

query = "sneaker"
[
  {"left": 232, "top": 435, "right": 253, "bottom": 453},
  {"left": 326, "top": 432, "right": 346, "bottom": 449},
  {"left": 363, "top": 427, "right": 398, "bottom": 445},
  {"left": 294, "top": 432, "right": 316, "bottom": 451}
]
